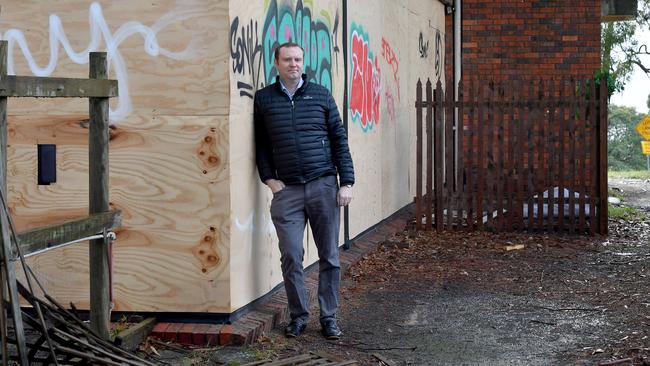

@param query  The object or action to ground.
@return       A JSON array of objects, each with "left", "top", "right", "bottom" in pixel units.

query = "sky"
[{"left": 610, "top": 27, "right": 650, "bottom": 115}]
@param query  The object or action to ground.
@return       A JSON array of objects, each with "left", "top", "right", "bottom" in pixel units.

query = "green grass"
[
  {"left": 608, "top": 204, "right": 647, "bottom": 221},
  {"left": 608, "top": 170, "right": 650, "bottom": 179},
  {"left": 608, "top": 189, "right": 625, "bottom": 201}
]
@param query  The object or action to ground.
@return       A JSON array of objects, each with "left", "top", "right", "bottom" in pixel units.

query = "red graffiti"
[
  {"left": 381, "top": 37, "right": 400, "bottom": 101},
  {"left": 385, "top": 89, "right": 396, "bottom": 122},
  {"left": 350, "top": 30, "right": 381, "bottom": 131}
]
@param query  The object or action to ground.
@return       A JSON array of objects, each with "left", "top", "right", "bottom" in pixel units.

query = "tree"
[
  {"left": 608, "top": 105, "right": 647, "bottom": 170},
  {"left": 601, "top": 0, "right": 650, "bottom": 95},
  {"left": 647, "top": 92, "right": 650, "bottom": 110}
]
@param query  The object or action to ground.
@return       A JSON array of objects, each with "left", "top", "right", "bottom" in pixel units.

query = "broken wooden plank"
[
  {"left": 16, "top": 210, "right": 121, "bottom": 257},
  {"left": 0, "top": 75, "right": 118, "bottom": 98},
  {"left": 114, "top": 317, "right": 156, "bottom": 351},
  {"left": 371, "top": 353, "right": 398, "bottom": 366},
  {"left": 0, "top": 206, "right": 29, "bottom": 365},
  {"left": 241, "top": 354, "right": 312, "bottom": 366}
]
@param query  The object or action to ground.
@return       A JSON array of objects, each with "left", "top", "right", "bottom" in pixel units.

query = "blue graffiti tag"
[{"left": 262, "top": 0, "right": 333, "bottom": 91}]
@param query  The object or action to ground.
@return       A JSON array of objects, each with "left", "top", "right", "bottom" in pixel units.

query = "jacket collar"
[{"left": 275, "top": 73, "right": 308, "bottom": 95}]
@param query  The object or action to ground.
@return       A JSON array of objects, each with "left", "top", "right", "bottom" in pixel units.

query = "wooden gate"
[{"left": 414, "top": 77, "right": 608, "bottom": 235}]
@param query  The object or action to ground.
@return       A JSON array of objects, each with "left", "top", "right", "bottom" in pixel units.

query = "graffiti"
[
  {"left": 419, "top": 32, "right": 429, "bottom": 59},
  {"left": 435, "top": 30, "right": 442, "bottom": 79},
  {"left": 0, "top": 2, "right": 198, "bottom": 122},
  {"left": 381, "top": 37, "right": 400, "bottom": 101},
  {"left": 261, "top": 0, "right": 334, "bottom": 91},
  {"left": 349, "top": 24, "right": 381, "bottom": 132},
  {"left": 385, "top": 89, "right": 396, "bottom": 122},
  {"left": 332, "top": 11, "right": 340, "bottom": 74},
  {"left": 235, "top": 212, "right": 276, "bottom": 235},
  {"left": 230, "top": 17, "right": 264, "bottom": 98}
]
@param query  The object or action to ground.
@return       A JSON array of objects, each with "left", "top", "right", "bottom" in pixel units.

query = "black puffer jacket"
[{"left": 254, "top": 75, "right": 354, "bottom": 186}]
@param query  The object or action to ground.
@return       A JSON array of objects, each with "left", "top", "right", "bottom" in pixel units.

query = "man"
[{"left": 254, "top": 42, "right": 354, "bottom": 340}]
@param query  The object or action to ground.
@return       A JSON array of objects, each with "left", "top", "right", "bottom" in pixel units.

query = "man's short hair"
[{"left": 274, "top": 42, "right": 305, "bottom": 61}]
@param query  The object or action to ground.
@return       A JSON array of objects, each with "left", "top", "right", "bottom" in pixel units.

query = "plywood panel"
[
  {"left": 10, "top": 115, "right": 231, "bottom": 312},
  {"left": 3, "top": 0, "right": 233, "bottom": 313},
  {"left": 0, "top": 0, "right": 228, "bottom": 121},
  {"left": 347, "top": 0, "right": 445, "bottom": 238}
]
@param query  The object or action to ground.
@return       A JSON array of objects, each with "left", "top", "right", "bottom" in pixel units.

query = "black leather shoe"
[
  {"left": 285, "top": 319, "right": 307, "bottom": 338},
  {"left": 320, "top": 319, "right": 342, "bottom": 340}
]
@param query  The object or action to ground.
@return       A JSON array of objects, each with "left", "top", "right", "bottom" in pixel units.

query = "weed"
[
  {"left": 608, "top": 170, "right": 650, "bottom": 179},
  {"left": 609, "top": 204, "right": 647, "bottom": 221}
]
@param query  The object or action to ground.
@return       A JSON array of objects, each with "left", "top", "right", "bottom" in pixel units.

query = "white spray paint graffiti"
[
  {"left": 235, "top": 212, "right": 276, "bottom": 235},
  {"left": 0, "top": 2, "right": 199, "bottom": 122}
]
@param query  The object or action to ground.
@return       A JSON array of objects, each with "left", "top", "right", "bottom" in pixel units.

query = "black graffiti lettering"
[
  {"left": 419, "top": 32, "right": 429, "bottom": 59},
  {"left": 332, "top": 11, "right": 340, "bottom": 74},
  {"left": 435, "top": 30, "right": 442, "bottom": 78},
  {"left": 230, "top": 16, "right": 264, "bottom": 98}
]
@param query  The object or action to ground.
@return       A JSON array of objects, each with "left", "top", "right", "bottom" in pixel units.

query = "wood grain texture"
[
  {"left": 11, "top": 115, "right": 231, "bottom": 312},
  {"left": 3, "top": 0, "right": 228, "bottom": 119}
]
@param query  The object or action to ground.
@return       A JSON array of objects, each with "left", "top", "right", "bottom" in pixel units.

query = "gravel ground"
[{"left": 152, "top": 178, "right": 650, "bottom": 366}]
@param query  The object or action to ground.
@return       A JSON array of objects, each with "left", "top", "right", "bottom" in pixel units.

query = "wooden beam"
[
  {"left": 0, "top": 35, "right": 10, "bottom": 366},
  {"left": 0, "top": 75, "right": 118, "bottom": 98},
  {"left": 15, "top": 210, "right": 121, "bottom": 257},
  {"left": 89, "top": 52, "right": 111, "bottom": 340},
  {"left": 0, "top": 208, "right": 29, "bottom": 365},
  {"left": 0, "top": 41, "right": 7, "bottom": 196},
  {"left": 113, "top": 317, "right": 156, "bottom": 351}
]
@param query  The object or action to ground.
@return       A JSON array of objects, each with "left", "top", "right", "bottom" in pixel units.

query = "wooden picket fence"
[{"left": 414, "top": 76, "right": 608, "bottom": 235}]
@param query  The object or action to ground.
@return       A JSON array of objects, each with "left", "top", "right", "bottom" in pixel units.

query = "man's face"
[{"left": 275, "top": 46, "right": 304, "bottom": 83}]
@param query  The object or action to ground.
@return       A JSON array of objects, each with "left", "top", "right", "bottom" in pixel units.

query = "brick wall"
[{"left": 445, "top": 0, "right": 601, "bottom": 84}]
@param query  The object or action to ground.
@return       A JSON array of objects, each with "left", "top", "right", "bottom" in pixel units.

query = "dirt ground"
[{"left": 153, "top": 177, "right": 650, "bottom": 366}]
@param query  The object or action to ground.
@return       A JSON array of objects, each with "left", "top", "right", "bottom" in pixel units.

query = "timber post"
[
  {"left": 0, "top": 40, "right": 7, "bottom": 197},
  {"left": 88, "top": 52, "right": 111, "bottom": 340}
]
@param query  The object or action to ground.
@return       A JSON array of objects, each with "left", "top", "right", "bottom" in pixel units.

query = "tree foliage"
[
  {"left": 601, "top": 0, "right": 650, "bottom": 95},
  {"left": 608, "top": 105, "right": 647, "bottom": 171}
]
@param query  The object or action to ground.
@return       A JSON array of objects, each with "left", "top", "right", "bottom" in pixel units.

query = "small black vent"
[{"left": 37, "top": 144, "right": 56, "bottom": 185}]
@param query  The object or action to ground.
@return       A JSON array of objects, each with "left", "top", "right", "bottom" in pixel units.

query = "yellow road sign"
[
  {"left": 643, "top": 141, "right": 650, "bottom": 155},
  {"left": 636, "top": 116, "right": 650, "bottom": 140}
]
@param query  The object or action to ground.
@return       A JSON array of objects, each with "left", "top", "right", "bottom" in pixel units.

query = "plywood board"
[
  {"left": 347, "top": 0, "right": 445, "bottom": 238},
  {"left": 11, "top": 114, "right": 231, "bottom": 312},
  {"left": 3, "top": 0, "right": 233, "bottom": 312},
  {"left": 0, "top": 0, "right": 228, "bottom": 121}
]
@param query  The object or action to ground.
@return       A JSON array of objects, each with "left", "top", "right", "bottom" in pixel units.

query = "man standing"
[{"left": 254, "top": 42, "right": 354, "bottom": 340}]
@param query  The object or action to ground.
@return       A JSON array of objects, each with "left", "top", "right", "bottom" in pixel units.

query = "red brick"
[
  {"left": 219, "top": 324, "right": 234, "bottom": 345},
  {"left": 191, "top": 324, "right": 210, "bottom": 345},
  {"left": 164, "top": 323, "right": 183, "bottom": 342},
  {"left": 244, "top": 311, "right": 275, "bottom": 333},
  {"left": 151, "top": 322, "right": 171, "bottom": 339},
  {"left": 239, "top": 318, "right": 263, "bottom": 341},
  {"left": 206, "top": 324, "right": 222, "bottom": 346},
  {"left": 177, "top": 323, "right": 195, "bottom": 345}
]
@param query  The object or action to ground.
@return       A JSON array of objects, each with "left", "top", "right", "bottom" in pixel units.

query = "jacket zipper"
[{"left": 290, "top": 99, "right": 305, "bottom": 183}]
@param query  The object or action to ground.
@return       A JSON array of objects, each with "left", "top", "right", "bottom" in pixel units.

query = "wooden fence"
[
  {"left": 415, "top": 77, "right": 608, "bottom": 235},
  {"left": 0, "top": 38, "right": 120, "bottom": 359}
]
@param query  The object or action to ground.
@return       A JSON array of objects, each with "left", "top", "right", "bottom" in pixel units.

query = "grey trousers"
[{"left": 270, "top": 175, "right": 340, "bottom": 323}]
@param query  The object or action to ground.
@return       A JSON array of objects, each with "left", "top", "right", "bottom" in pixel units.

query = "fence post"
[
  {"left": 89, "top": 52, "right": 111, "bottom": 339},
  {"left": 598, "top": 75, "right": 608, "bottom": 235},
  {"left": 0, "top": 40, "right": 7, "bottom": 199},
  {"left": 434, "top": 80, "right": 444, "bottom": 232},
  {"left": 426, "top": 80, "right": 433, "bottom": 231},
  {"left": 416, "top": 79, "right": 423, "bottom": 230}
]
